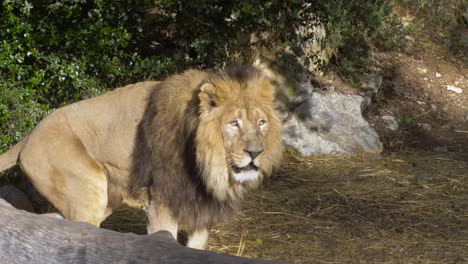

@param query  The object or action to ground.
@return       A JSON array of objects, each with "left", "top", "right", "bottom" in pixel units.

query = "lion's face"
[
  {"left": 195, "top": 67, "right": 283, "bottom": 200},
  {"left": 221, "top": 104, "right": 270, "bottom": 183}
]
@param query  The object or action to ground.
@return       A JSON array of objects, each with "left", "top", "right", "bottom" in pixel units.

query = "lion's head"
[{"left": 194, "top": 66, "right": 283, "bottom": 201}]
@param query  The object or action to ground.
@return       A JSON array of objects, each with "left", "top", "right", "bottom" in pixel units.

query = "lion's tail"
[{"left": 0, "top": 139, "right": 25, "bottom": 173}]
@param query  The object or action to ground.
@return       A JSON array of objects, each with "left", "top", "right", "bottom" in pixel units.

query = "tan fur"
[
  {"left": 195, "top": 72, "right": 283, "bottom": 200},
  {"left": 0, "top": 66, "right": 283, "bottom": 249},
  {"left": 0, "top": 81, "right": 157, "bottom": 225}
]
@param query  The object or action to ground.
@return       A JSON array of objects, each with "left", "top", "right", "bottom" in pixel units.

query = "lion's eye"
[
  {"left": 229, "top": 120, "right": 239, "bottom": 127},
  {"left": 258, "top": 120, "right": 266, "bottom": 126}
]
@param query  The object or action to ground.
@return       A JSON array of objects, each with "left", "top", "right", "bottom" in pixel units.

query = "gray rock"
[
  {"left": 0, "top": 185, "right": 34, "bottom": 212},
  {"left": 295, "top": 22, "right": 331, "bottom": 72},
  {"left": 360, "top": 73, "right": 383, "bottom": 109},
  {"left": 282, "top": 92, "right": 383, "bottom": 156},
  {"left": 0, "top": 198, "right": 13, "bottom": 208},
  {"left": 381, "top": 115, "right": 400, "bottom": 131},
  {"left": 42, "top": 212, "right": 64, "bottom": 219},
  {"left": 365, "top": 73, "right": 383, "bottom": 96}
]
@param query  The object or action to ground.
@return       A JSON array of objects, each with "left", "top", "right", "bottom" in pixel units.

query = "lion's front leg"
[
  {"left": 186, "top": 227, "right": 210, "bottom": 250},
  {"left": 145, "top": 200, "right": 178, "bottom": 240}
]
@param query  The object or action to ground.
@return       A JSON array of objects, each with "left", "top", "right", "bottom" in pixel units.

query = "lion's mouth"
[{"left": 232, "top": 163, "right": 258, "bottom": 174}]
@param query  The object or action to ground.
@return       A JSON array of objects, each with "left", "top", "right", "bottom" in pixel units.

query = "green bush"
[
  {"left": 319, "top": 0, "right": 396, "bottom": 85},
  {"left": 0, "top": 0, "right": 170, "bottom": 151},
  {"left": 0, "top": 0, "right": 397, "bottom": 152}
]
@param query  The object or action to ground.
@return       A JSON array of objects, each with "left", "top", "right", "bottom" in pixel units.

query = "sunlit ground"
[{"left": 103, "top": 150, "right": 468, "bottom": 263}]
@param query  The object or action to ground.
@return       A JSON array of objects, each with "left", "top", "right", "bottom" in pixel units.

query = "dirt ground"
[
  {"left": 367, "top": 34, "right": 467, "bottom": 154},
  {"left": 211, "top": 151, "right": 467, "bottom": 263},
  {"left": 102, "top": 150, "right": 467, "bottom": 263}
]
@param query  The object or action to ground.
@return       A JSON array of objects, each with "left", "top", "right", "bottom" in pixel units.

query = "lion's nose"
[{"left": 243, "top": 149, "right": 263, "bottom": 159}]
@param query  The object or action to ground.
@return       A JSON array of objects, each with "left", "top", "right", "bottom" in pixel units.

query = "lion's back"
[{"left": 26, "top": 81, "right": 159, "bottom": 173}]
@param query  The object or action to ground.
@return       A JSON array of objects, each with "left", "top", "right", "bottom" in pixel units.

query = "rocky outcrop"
[
  {"left": 278, "top": 80, "right": 383, "bottom": 156},
  {"left": 0, "top": 199, "right": 287, "bottom": 264}
]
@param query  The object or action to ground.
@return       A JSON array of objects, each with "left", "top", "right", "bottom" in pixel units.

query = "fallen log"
[{"left": 0, "top": 201, "right": 287, "bottom": 264}]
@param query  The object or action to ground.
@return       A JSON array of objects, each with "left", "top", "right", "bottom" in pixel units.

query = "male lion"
[{"left": 0, "top": 65, "right": 282, "bottom": 249}]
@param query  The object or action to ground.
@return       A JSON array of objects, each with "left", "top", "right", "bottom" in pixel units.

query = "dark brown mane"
[
  {"left": 129, "top": 66, "right": 281, "bottom": 230},
  {"left": 209, "top": 64, "right": 263, "bottom": 85},
  {"left": 130, "top": 69, "right": 241, "bottom": 229}
]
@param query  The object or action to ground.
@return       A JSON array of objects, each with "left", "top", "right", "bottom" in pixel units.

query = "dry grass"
[{"left": 102, "top": 150, "right": 468, "bottom": 263}]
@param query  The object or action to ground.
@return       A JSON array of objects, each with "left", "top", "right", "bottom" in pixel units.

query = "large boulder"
[
  {"left": 0, "top": 200, "right": 287, "bottom": 264},
  {"left": 255, "top": 59, "right": 384, "bottom": 156},
  {"left": 280, "top": 85, "right": 383, "bottom": 156}
]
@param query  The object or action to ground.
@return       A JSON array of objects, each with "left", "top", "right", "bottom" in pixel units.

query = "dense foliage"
[{"left": 0, "top": 0, "right": 396, "bottom": 151}]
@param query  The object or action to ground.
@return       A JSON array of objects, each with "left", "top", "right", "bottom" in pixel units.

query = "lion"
[{"left": 0, "top": 65, "right": 283, "bottom": 249}]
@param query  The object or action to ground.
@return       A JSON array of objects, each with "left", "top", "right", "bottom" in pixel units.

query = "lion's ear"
[{"left": 199, "top": 82, "right": 217, "bottom": 113}]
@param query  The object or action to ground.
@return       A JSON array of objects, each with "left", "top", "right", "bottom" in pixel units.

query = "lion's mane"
[{"left": 131, "top": 66, "right": 282, "bottom": 229}]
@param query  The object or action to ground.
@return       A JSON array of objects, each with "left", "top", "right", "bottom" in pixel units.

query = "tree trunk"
[{"left": 0, "top": 201, "right": 288, "bottom": 264}]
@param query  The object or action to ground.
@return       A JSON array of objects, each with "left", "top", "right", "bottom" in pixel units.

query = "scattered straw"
[{"left": 103, "top": 149, "right": 468, "bottom": 263}]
